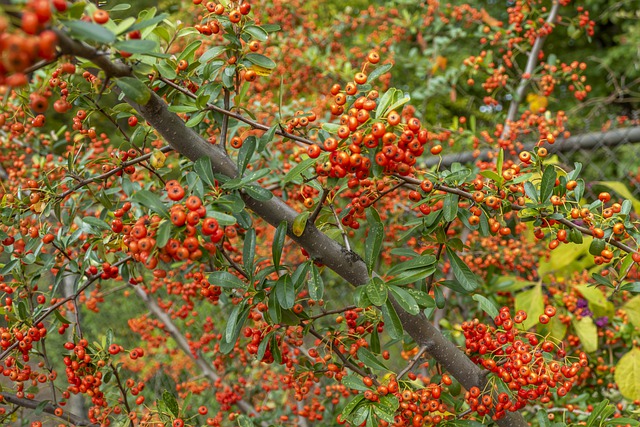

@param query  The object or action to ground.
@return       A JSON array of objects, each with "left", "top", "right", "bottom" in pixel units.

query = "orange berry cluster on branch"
[{"left": 461, "top": 306, "right": 587, "bottom": 420}]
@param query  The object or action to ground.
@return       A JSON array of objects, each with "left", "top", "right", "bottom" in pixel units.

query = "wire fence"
[{"left": 427, "top": 124, "right": 640, "bottom": 201}]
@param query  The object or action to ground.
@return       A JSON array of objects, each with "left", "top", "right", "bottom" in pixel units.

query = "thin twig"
[
  {"left": 309, "top": 188, "right": 329, "bottom": 224},
  {"left": 57, "top": 146, "right": 173, "bottom": 200},
  {"left": 218, "top": 244, "right": 250, "bottom": 279},
  {"left": 220, "top": 88, "right": 231, "bottom": 154},
  {"left": 307, "top": 327, "right": 378, "bottom": 385},
  {"left": 110, "top": 363, "right": 134, "bottom": 427},
  {"left": 397, "top": 345, "right": 428, "bottom": 380},
  {"left": 330, "top": 204, "right": 351, "bottom": 252},
  {"left": 0, "top": 393, "right": 95, "bottom": 426},
  {"left": 501, "top": 1, "right": 561, "bottom": 140},
  {"left": 159, "top": 77, "right": 313, "bottom": 147}
]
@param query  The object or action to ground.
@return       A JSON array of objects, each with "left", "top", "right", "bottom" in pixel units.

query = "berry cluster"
[
  {"left": 461, "top": 306, "right": 587, "bottom": 420},
  {"left": 0, "top": 0, "right": 64, "bottom": 87}
]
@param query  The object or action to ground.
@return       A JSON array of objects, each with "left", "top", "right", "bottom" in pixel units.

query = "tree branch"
[
  {"left": 0, "top": 393, "right": 96, "bottom": 426},
  {"left": 501, "top": 0, "right": 561, "bottom": 140}
]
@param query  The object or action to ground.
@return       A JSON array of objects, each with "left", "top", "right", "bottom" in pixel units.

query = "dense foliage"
[{"left": 0, "top": 1, "right": 639, "bottom": 427}]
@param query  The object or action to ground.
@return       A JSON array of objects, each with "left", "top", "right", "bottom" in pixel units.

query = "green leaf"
[
  {"left": 114, "top": 39, "right": 165, "bottom": 57},
  {"left": 244, "top": 25, "right": 269, "bottom": 41},
  {"left": 209, "top": 210, "right": 237, "bottom": 226},
  {"left": 54, "top": 309, "right": 71, "bottom": 325},
  {"left": 479, "top": 170, "right": 502, "bottom": 184},
  {"left": 496, "top": 148, "right": 504, "bottom": 176},
  {"left": 132, "top": 190, "right": 169, "bottom": 218},
  {"left": 156, "top": 60, "right": 177, "bottom": 79},
  {"left": 236, "top": 414, "right": 256, "bottom": 427},
  {"left": 367, "top": 63, "right": 392, "bottom": 84},
  {"left": 244, "top": 185, "right": 273, "bottom": 201},
  {"left": 275, "top": 275, "right": 294, "bottom": 309},
  {"left": 178, "top": 40, "right": 202, "bottom": 62},
  {"left": 445, "top": 247, "right": 479, "bottom": 292},
  {"left": 62, "top": 20, "right": 115, "bottom": 43},
  {"left": 245, "top": 53, "right": 276, "bottom": 69},
  {"left": 128, "top": 13, "right": 169, "bottom": 32},
  {"left": 357, "top": 347, "right": 388, "bottom": 371},
  {"left": 283, "top": 157, "right": 316, "bottom": 184},
  {"left": 540, "top": 165, "right": 557, "bottom": 203},
  {"left": 199, "top": 45, "right": 226, "bottom": 63},
  {"left": 407, "top": 289, "right": 435, "bottom": 308},
  {"left": 386, "top": 267, "right": 435, "bottom": 287},
  {"left": 388, "top": 285, "right": 419, "bottom": 315},
  {"left": 443, "top": 193, "right": 459, "bottom": 222},
  {"left": 185, "top": 110, "right": 207, "bottom": 127},
  {"left": 515, "top": 281, "right": 544, "bottom": 330},
  {"left": 194, "top": 157, "right": 216, "bottom": 187},
  {"left": 116, "top": 77, "right": 151, "bottom": 105},
  {"left": 272, "top": 221, "right": 287, "bottom": 269},
  {"left": 309, "top": 263, "right": 324, "bottom": 301},
  {"left": 387, "top": 255, "right": 436, "bottom": 276},
  {"left": 225, "top": 304, "right": 241, "bottom": 343},
  {"left": 83, "top": 216, "right": 111, "bottom": 231},
  {"left": 365, "top": 208, "right": 384, "bottom": 274},
  {"left": 366, "top": 277, "right": 387, "bottom": 306},
  {"left": 237, "top": 136, "right": 257, "bottom": 174},
  {"left": 155, "top": 220, "right": 172, "bottom": 248},
  {"left": 382, "top": 300, "right": 403, "bottom": 340},
  {"left": 207, "top": 271, "right": 247, "bottom": 289},
  {"left": 243, "top": 228, "right": 256, "bottom": 272},
  {"left": 222, "top": 304, "right": 249, "bottom": 353},
  {"left": 292, "top": 211, "right": 309, "bottom": 237},
  {"left": 370, "top": 328, "right": 380, "bottom": 353},
  {"left": 375, "top": 88, "right": 396, "bottom": 118},
  {"left": 258, "top": 125, "right": 277, "bottom": 152},
  {"left": 162, "top": 390, "right": 179, "bottom": 417},
  {"left": 472, "top": 294, "right": 499, "bottom": 318},
  {"left": 342, "top": 394, "right": 366, "bottom": 417},
  {"left": 524, "top": 181, "right": 538, "bottom": 202}
]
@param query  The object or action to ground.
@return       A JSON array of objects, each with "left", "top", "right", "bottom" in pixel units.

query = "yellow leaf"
[
  {"left": 572, "top": 317, "right": 598, "bottom": 353},
  {"left": 623, "top": 295, "right": 640, "bottom": 330},
  {"left": 431, "top": 56, "right": 447, "bottom": 74},
  {"left": 515, "top": 281, "right": 543, "bottom": 330},
  {"left": 614, "top": 348, "right": 640, "bottom": 400},
  {"left": 249, "top": 64, "right": 273, "bottom": 77},
  {"left": 537, "top": 237, "right": 592, "bottom": 278},
  {"left": 596, "top": 181, "right": 640, "bottom": 213},
  {"left": 574, "top": 284, "right": 615, "bottom": 318},
  {"left": 528, "top": 93, "right": 548, "bottom": 112},
  {"left": 480, "top": 9, "right": 501, "bottom": 27},
  {"left": 292, "top": 211, "right": 309, "bottom": 237},
  {"left": 150, "top": 149, "right": 166, "bottom": 168}
]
